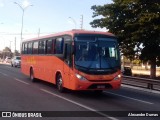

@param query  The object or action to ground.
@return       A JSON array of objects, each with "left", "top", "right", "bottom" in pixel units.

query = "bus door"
[{"left": 63, "top": 41, "right": 72, "bottom": 87}]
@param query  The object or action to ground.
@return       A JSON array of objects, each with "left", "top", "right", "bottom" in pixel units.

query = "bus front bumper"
[{"left": 74, "top": 79, "right": 121, "bottom": 91}]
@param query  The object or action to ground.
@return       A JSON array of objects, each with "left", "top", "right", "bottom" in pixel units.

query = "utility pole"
[
  {"left": 80, "top": 15, "right": 83, "bottom": 30},
  {"left": 38, "top": 28, "right": 40, "bottom": 37},
  {"left": 15, "top": 37, "right": 16, "bottom": 52},
  {"left": 10, "top": 41, "right": 12, "bottom": 51},
  {"left": 68, "top": 17, "right": 77, "bottom": 29}
]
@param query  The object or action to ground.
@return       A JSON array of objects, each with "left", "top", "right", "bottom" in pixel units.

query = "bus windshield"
[{"left": 75, "top": 35, "right": 120, "bottom": 71}]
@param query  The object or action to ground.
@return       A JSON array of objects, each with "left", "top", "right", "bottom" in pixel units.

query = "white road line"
[
  {"left": 122, "top": 84, "right": 160, "bottom": 95},
  {"left": 5, "top": 66, "right": 11, "bottom": 69},
  {"left": 0, "top": 72, "right": 8, "bottom": 76},
  {"left": 41, "top": 89, "right": 118, "bottom": 120},
  {"left": 104, "top": 91, "right": 154, "bottom": 105},
  {"left": 14, "top": 78, "right": 30, "bottom": 85}
]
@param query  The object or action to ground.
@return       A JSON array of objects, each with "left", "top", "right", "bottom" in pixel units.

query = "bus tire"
[
  {"left": 30, "top": 68, "right": 36, "bottom": 82},
  {"left": 56, "top": 74, "right": 64, "bottom": 92}
]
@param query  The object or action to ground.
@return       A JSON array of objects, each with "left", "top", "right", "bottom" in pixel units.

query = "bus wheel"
[
  {"left": 30, "top": 68, "right": 36, "bottom": 82},
  {"left": 56, "top": 74, "right": 64, "bottom": 92}
]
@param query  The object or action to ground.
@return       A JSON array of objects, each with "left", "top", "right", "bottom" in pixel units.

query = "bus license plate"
[{"left": 97, "top": 85, "right": 105, "bottom": 89}]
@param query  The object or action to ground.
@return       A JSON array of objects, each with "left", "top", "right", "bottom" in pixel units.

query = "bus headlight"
[
  {"left": 114, "top": 74, "right": 121, "bottom": 80},
  {"left": 76, "top": 74, "right": 87, "bottom": 81}
]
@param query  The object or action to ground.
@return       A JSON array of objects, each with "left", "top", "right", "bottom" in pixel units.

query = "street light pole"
[
  {"left": 15, "top": 37, "right": 16, "bottom": 52},
  {"left": 21, "top": 9, "right": 24, "bottom": 42},
  {"left": 80, "top": 15, "right": 83, "bottom": 30},
  {"left": 14, "top": 2, "right": 33, "bottom": 45},
  {"left": 9, "top": 41, "right": 12, "bottom": 51},
  {"left": 68, "top": 17, "right": 77, "bottom": 29}
]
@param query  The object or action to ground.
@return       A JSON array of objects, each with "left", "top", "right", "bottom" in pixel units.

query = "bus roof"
[{"left": 23, "top": 29, "right": 115, "bottom": 42}]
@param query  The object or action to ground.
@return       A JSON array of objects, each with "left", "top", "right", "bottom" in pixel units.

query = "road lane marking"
[
  {"left": 14, "top": 78, "right": 30, "bottom": 85},
  {"left": 122, "top": 84, "right": 160, "bottom": 95},
  {"left": 5, "top": 66, "right": 12, "bottom": 69},
  {"left": 104, "top": 91, "right": 154, "bottom": 105},
  {"left": 0, "top": 72, "right": 8, "bottom": 76},
  {"left": 41, "top": 89, "right": 118, "bottom": 120}
]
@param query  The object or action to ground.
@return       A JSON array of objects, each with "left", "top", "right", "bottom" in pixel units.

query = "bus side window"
[
  {"left": 55, "top": 38, "right": 64, "bottom": 54},
  {"left": 28, "top": 42, "right": 33, "bottom": 54},
  {"left": 24, "top": 43, "right": 28, "bottom": 54},
  {"left": 22, "top": 43, "right": 24, "bottom": 54},
  {"left": 52, "top": 39, "right": 55, "bottom": 54},
  {"left": 64, "top": 43, "right": 72, "bottom": 66},
  {"left": 46, "top": 39, "right": 53, "bottom": 54},
  {"left": 33, "top": 42, "right": 38, "bottom": 54},
  {"left": 39, "top": 40, "right": 46, "bottom": 54}
]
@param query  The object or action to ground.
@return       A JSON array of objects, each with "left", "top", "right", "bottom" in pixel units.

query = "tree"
[
  {"left": 13, "top": 50, "right": 20, "bottom": 56},
  {"left": 2, "top": 47, "right": 13, "bottom": 59},
  {"left": 90, "top": 0, "right": 160, "bottom": 78}
]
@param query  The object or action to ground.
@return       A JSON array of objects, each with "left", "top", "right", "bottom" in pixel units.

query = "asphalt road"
[{"left": 0, "top": 63, "right": 160, "bottom": 120}]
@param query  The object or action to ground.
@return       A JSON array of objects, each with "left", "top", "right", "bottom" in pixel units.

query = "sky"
[{"left": 0, "top": 0, "right": 112, "bottom": 52}]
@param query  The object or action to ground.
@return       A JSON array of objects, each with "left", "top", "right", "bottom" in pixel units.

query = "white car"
[{"left": 11, "top": 56, "right": 21, "bottom": 67}]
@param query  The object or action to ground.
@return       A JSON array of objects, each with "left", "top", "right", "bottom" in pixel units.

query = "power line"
[{"left": 0, "top": 32, "right": 54, "bottom": 35}]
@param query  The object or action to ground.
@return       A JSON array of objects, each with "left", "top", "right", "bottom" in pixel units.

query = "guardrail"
[{"left": 122, "top": 76, "right": 160, "bottom": 91}]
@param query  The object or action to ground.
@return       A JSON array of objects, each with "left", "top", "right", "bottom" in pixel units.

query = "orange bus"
[{"left": 21, "top": 30, "right": 121, "bottom": 93}]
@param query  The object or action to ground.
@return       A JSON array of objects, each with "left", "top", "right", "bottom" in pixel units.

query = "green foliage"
[
  {"left": 14, "top": 50, "right": 20, "bottom": 56},
  {"left": 1, "top": 47, "right": 12, "bottom": 59},
  {"left": 90, "top": 0, "right": 160, "bottom": 78},
  {"left": 3, "top": 47, "right": 11, "bottom": 52}
]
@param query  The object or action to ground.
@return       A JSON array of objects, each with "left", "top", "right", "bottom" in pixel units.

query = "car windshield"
[
  {"left": 16, "top": 57, "right": 21, "bottom": 60},
  {"left": 75, "top": 35, "right": 120, "bottom": 70}
]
